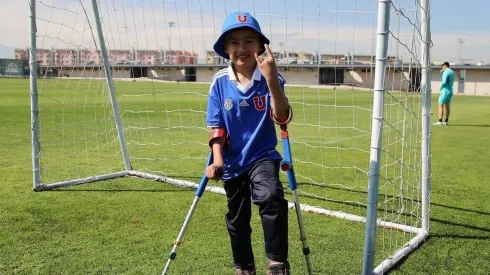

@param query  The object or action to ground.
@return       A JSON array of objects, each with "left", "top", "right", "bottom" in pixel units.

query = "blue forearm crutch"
[
  {"left": 279, "top": 124, "right": 313, "bottom": 275},
  {"left": 162, "top": 150, "right": 222, "bottom": 275}
]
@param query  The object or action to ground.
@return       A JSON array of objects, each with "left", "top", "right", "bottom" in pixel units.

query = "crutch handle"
[{"left": 214, "top": 167, "right": 224, "bottom": 177}]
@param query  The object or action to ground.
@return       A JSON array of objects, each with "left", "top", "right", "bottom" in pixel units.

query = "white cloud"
[
  {"left": 429, "top": 33, "right": 490, "bottom": 63},
  {"left": 1, "top": 0, "right": 489, "bottom": 63}
]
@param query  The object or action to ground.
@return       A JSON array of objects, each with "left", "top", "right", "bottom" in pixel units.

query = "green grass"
[{"left": 0, "top": 78, "right": 489, "bottom": 274}]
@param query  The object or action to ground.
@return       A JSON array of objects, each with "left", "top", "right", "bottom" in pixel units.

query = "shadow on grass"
[
  {"left": 384, "top": 239, "right": 430, "bottom": 274},
  {"left": 386, "top": 231, "right": 490, "bottom": 274},
  {"left": 297, "top": 182, "right": 490, "bottom": 217},
  {"left": 44, "top": 175, "right": 204, "bottom": 193},
  {"left": 431, "top": 202, "right": 490, "bottom": 216},
  {"left": 385, "top": 217, "right": 490, "bottom": 273},
  {"left": 431, "top": 217, "right": 490, "bottom": 234},
  {"left": 428, "top": 233, "right": 490, "bottom": 240},
  {"left": 44, "top": 177, "right": 490, "bottom": 220},
  {"left": 50, "top": 188, "right": 193, "bottom": 193},
  {"left": 448, "top": 124, "right": 490, "bottom": 127}
]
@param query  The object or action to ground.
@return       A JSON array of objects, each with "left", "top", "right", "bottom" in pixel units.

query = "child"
[{"left": 205, "top": 11, "right": 293, "bottom": 275}]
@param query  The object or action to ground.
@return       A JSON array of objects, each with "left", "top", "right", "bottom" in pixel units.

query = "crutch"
[
  {"left": 161, "top": 150, "right": 222, "bottom": 275},
  {"left": 279, "top": 124, "right": 313, "bottom": 275}
]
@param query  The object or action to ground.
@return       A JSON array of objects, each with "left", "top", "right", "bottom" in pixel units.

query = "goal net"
[{"left": 29, "top": 0, "right": 431, "bottom": 274}]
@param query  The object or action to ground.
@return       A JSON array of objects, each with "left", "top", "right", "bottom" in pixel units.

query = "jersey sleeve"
[{"left": 206, "top": 80, "right": 225, "bottom": 128}]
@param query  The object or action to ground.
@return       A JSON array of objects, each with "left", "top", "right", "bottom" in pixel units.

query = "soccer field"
[{"left": 0, "top": 78, "right": 489, "bottom": 274}]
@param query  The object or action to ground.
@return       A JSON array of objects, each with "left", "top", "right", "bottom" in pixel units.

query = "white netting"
[{"left": 32, "top": 0, "right": 429, "bottom": 273}]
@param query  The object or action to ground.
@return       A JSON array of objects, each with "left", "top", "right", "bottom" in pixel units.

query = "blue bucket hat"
[{"left": 213, "top": 12, "right": 270, "bottom": 60}]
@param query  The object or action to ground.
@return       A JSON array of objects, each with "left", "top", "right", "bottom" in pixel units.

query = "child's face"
[{"left": 224, "top": 28, "right": 262, "bottom": 69}]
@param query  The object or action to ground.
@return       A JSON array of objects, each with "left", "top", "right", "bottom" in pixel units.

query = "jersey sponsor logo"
[
  {"left": 224, "top": 99, "right": 233, "bottom": 110},
  {"left": 239, "top": 99, "right": 249, "bottom": 107},
  {"left": 253, "top": 95, "right": 266, "bottom": 111},
  {"left": 237, "top": 14, "right": 248, "bottom": 23}
]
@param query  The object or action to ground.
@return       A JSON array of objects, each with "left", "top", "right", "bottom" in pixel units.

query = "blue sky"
[
  {"left": 0, "top": 0, "right": 489, "bottom": 63},
  {"left": 430, "top": 1, "right": 488, "bottom": 33}
]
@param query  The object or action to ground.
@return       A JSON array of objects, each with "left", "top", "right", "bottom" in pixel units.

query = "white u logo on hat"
[{"left": 237, "top": 14, "right": 248, "bottom": 23}]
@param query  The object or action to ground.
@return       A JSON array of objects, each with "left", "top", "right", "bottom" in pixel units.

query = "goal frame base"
[{"left": 33, "top": 171, "right": 428, "bottom": 274}]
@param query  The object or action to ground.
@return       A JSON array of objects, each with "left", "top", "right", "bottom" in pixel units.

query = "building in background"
[
  {"left": 8, "top": 47, "right": 490, "bottom": 96},
  {"left": 14, "top": 47, "right": 198, "bottom": 66}
]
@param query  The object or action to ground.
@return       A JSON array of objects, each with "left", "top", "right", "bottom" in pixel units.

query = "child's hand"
[
  {"left": 206, "top": 163, "right": 224, "bottom": 181},
  {"left": 255, "top": 44, "right": 278, "bottom": 82}
]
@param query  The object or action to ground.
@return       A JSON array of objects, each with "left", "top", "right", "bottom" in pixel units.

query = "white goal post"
[{"left": 28, "top": 0, "right": 432, "bottom": 274}]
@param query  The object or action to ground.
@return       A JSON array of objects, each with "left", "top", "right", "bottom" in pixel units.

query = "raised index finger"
[{"left": 264, "top": 44, "right": 273, "bottom": 57}]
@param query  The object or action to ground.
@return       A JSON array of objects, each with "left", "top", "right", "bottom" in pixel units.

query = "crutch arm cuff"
[
  {"left": 270, "top": 105, "right": 293, "bottom": 125},
  {"left": 209, "top": 128, "right": 228, "bottom": 148}
]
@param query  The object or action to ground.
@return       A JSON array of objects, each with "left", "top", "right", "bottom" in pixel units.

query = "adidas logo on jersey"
[{"left": 239, "top": 100, "right": 249, "bottom": 107}]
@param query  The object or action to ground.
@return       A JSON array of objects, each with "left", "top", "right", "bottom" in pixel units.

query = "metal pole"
[
  {"left": 361, "top": 0, "right": 391, "bottom": 274},
  {"left": 279, "top": 125, "right": 313, "bottom": 275},
  {"left": 30, "top": 0, "right": 41, "bottom": 190},
  {"left": 420, "top": 0, "right": 432, "bottom": 234},
  {"left": 168, "top": 21, "right": 175, "bottom": 65},
  {"left": 457, "top": 38, "right": 464, "bottom": 64},
  {"left": 162, "top": 151, "right": 222, "bottom": 275},
  {"left": 90, "top": 0, "right": 132, "bottom": 171}
]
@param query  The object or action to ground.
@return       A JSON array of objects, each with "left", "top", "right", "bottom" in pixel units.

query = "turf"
[{"left": 0, "top": 78, "right": 489, "bottom": 274}]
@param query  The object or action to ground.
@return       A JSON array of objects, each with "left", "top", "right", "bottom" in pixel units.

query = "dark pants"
[{"left": 223, "top": 158, "right": 289, "bottom": 269}]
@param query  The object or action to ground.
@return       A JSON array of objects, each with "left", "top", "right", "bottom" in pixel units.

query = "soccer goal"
[{"left": 29, "top": 0, "right": 432, "bottom": 274}]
